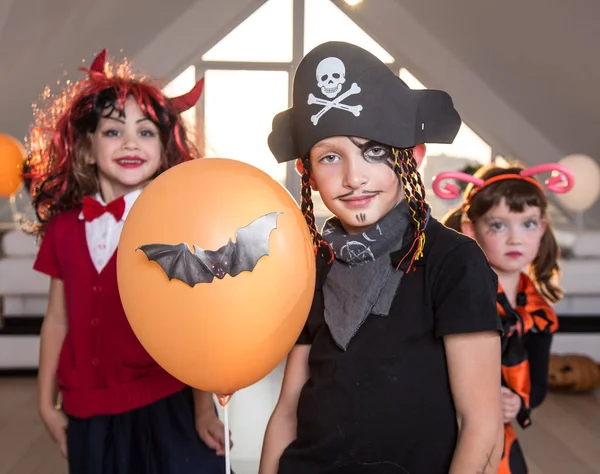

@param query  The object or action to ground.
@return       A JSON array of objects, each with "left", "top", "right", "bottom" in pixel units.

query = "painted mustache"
[{"left": 335, "top": 190, "right": 381, "bottom": 200}]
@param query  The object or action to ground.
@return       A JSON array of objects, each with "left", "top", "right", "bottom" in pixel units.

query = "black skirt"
[{"left": 67, "top": 388, "right": 228, "bottom": 474}]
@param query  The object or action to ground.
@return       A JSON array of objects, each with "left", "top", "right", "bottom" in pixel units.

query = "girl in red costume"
[
  {"left": 435, "top": 162, "right": 574, "bottom": 474},
  {"left": 27, "top": 49, "right": 228, "bottom": 474}
]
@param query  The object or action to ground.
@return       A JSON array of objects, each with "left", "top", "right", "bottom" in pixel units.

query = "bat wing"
[
  {"left": 229, "top": 212, "right": 282, "bottom": 277},
  {"left": 136, "top": 243, "right": 214, "bottom": 287}
]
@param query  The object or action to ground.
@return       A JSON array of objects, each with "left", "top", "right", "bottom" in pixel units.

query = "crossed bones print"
[{"left": 307, "top": 82, "right": 363, "bottom": 125}]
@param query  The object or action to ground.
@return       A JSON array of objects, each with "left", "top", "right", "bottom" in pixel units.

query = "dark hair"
[
  {"left": 299, "top": 157, "right": 334, "bottom": 262},
  {"left": 442, "top": 165, "right": 562, "bottom": 303}
]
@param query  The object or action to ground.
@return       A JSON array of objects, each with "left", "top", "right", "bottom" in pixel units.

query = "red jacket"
[{"left": 34, "top": 209, "right": 184, "bottom": 418}]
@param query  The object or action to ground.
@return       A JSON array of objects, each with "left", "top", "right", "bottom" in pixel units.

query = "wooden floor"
[
  {"left": 0, "top": 377, "right": 598, "bottom": 474},
  {"left": 0, "top": 377, "right": 66, "bottom": 474}
]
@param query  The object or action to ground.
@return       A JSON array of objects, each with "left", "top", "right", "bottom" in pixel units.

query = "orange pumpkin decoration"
[
  {"left": 117, "top": 158, "right": 316, "bottom": 396},
  {"left": 548, "top": 353, "right": 600, "bottom": 393}
]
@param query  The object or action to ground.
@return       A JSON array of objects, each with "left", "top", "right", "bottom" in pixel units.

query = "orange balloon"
[
  {"left": 0, "top": 134, "right": 25, "bottom": 197},
  {"left": 117, "top": 158, "right": 315, "bottom": 394}
]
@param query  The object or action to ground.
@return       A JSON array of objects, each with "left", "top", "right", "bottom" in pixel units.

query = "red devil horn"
[
  {"left": 78, "top": 49, "right": 107, "bottom": 76},
  {"left": 169, "top": 77, "right": 204, "bottom": 114},
  {"left": 90, "top": 49, "right": 107, "bottom": 73}
]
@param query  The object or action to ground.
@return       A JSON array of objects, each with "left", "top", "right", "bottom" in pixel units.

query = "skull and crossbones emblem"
[
  {"left": 308, "top": 57, "right": 363, "bottom": 126},
  {"left": 340, "top": 241, "right": 374, "bottom": 264}
]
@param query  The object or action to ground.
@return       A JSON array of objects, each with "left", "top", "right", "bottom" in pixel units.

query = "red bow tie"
[{"left": 82, "top": 196, "right": 126, "bottom": 222}]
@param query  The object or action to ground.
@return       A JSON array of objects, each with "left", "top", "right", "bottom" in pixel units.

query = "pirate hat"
[{"left": 268, "top": 41, "right": 462, "bottom": 163}]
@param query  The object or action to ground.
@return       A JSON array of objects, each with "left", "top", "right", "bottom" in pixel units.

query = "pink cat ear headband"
[
  {"left": 432, "top": 163, "right": 575, "bottom": 202},
  {"left": 82, "top": 49, "right": 204, "bottom": 114}
]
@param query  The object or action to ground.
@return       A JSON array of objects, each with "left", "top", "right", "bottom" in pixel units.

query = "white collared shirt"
[{"left": 78, "top": 189, "right": 142, "bottom": 273}]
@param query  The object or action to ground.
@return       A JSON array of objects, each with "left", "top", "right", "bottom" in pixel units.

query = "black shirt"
[
  {"left": 525, "top": 333, "right": 553, "bottom": 409},
  {"left": 278, "top": 218, "right": 502, "bottom": 474}
]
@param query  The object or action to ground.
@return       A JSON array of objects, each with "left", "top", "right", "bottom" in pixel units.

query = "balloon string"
[
  {"left": 216, "top": 393, "right": 233, "bottom": 474},
  {"left": 224, "top": 403, "right": 231, "bottom": 474}
]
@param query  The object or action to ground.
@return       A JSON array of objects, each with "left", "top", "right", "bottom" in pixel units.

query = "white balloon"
[{"left": 555, "top": 154, "right": 600, "bottom": 212}]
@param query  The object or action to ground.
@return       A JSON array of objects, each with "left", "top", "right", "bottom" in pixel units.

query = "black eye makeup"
[
  {"left": 348, "top": 138, "right": 392, "bottom": 164},
  {"left": 363, "top": 145, "right": 391, "bottom": 164}
]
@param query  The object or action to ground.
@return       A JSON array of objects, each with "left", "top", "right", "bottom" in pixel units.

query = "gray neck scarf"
[{"left": 321, "top": 200, "right": 412, "bottom": 351}]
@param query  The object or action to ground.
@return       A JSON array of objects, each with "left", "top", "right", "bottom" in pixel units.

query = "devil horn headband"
[
  {"left": 77, "top": 49, "right": 107, "bottom": 76},
  {"left": 79, "top": 49, "right": 204, "bottom": 114},
  {"left": 90, "top": 49, "right": 107, "bottom": 73},
  {"left": 169, "top": 77, "right": 204, "bottom": 114},
  {"left": 432, "top": 163, "right": 575, "bottom": 201}
]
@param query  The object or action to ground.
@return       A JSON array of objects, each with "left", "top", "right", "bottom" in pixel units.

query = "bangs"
[
  {"left": 468, "top": 178, "right": 547, "bottom": 220},
  {"left": 95, "top": 81, "right": 168, "bottom": 127}
]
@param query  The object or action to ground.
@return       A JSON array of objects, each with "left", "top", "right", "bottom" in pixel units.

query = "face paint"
[
  {"left": 348, "top": 138, "right": 394, "bottom": 168},
  {"left": 309, "top": 136, "right": 402, "bottom": 235},
  {"left": 356, "top": 212, "right": 367, "bottom": 223}
]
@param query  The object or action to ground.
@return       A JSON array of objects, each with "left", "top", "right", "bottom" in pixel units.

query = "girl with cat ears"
[{"left": 26, "top": 48, "right": 204, "bottom": 231}]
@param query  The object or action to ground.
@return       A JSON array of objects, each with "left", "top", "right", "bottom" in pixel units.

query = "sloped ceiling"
[
  {"left": 396, "top": 0, "right": 600, "bottom": 160},
  {"left": 1, "top": 0, "right": 599, "bottom": 225},
  {"left": 2, "top": 0, "right": 598, "bottom": 157},
  {"left": 0, "top": 0, "right": 198, "bottom": 140}
]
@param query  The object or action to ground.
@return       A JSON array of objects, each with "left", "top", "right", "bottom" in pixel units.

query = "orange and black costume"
[{"left": 497, "top": 273, "right": 558, "bottom": 474}]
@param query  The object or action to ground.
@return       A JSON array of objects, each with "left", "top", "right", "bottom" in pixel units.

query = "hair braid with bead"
[
  {"left": 300, "top": 157, "right": 334, "bottom": 262},
  {"left": 391, "top": 147, "right": 428, "bottom": 271}
]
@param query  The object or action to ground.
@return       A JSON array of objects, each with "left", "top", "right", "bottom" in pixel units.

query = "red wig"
[{"left": 25, "top": 49, "right": 204, "bottom": 230}]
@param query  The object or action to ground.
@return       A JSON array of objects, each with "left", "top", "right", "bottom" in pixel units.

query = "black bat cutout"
[{"left": 137, "top": 212, "right": 282, "bottom": 287}]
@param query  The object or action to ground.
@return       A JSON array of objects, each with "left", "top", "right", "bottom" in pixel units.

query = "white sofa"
[
  {"left": 0, "top": 229, "right": 49, "bottom": 369},
  {"left": 1, "top": 227, "right": 599, "bottom": 370}
]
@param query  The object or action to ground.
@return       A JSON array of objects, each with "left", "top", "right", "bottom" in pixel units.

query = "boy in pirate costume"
[{"left": 258, "top": 41, "right": 505, "bottom": 474}]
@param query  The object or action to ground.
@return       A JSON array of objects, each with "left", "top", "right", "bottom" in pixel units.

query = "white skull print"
[{"left": 316, "top": 57, "right": 346, "bottom": 98}]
